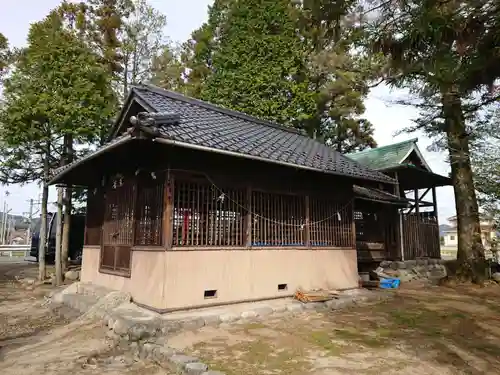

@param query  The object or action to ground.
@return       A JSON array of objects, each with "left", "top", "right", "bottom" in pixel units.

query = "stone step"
[
  {"left": 77, "top": 282, "right": 113, "bottom": 299},
  {"left": 61, "top": 293, "right": 99, "bottom": 313}
]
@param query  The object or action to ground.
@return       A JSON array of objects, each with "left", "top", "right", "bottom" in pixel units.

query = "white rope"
[{"left": 129, "top": 167, "right": 354, "bottom": 228}]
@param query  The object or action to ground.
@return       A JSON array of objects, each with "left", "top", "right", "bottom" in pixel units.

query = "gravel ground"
[{"left": 0, "top": 263, "right": 175, "bottom": 375}]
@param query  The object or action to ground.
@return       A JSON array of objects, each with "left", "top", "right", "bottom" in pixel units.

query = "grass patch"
[{"left": 309, "top": 331, "right": 342, "bottom": 354}]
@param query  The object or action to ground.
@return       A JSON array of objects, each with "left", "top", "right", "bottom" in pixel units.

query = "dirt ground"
[
  {"left": 0, "top": 262, "right": 174, "bottom": 375},
  {"left": 169, "top": 281, "right": 500, "bottom": 375},
  {"left": 2, "top": 263, "right": 500, "bottom": 375}
]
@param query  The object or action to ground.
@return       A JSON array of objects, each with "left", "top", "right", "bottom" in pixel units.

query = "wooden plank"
[
  {"left": 305, "top": 196, "right": 310, "bottom": 247},
  {"left": 245, "top": 186, "right": 252, "bottom": 247},
  {"left": 164, "top": 174, "right": 174, "bottom": 249}
]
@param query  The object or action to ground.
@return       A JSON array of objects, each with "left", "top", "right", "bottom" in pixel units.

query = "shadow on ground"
[{"left": 171, "top": 282, "right": 500, "bottom": 375}]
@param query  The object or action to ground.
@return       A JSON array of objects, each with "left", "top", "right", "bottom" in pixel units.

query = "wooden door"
[{"left": 100, "top": 179, "right": 135, "bottom": 276}]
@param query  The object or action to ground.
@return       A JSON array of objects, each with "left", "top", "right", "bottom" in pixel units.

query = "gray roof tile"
[{"left": 132, "top": 85, "right": 395, "bottom": 184}]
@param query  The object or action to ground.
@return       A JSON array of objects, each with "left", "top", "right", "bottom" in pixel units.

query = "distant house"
[{"left": 442, "top": 215, "right": 497, "bottom": 248}]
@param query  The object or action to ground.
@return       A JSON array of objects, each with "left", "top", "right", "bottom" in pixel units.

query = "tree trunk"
[
  {"left": 55, "top": 187, "right": 64, "bottom": 286},
  {"left": 442, "top": 91, "right": 486, "bottom": 282},
  {"left": 37, "top": 141, "right": 50, "bottom": 282},
  {"left": 61, "top": 134, "right": 73, "bottom": 272},
  {"left": 61, "top": 188, "right": 72, "bottom": 271}
]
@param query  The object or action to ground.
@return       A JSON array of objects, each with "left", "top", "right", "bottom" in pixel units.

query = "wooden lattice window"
[
  {"left": 85, "top": 187, "right": 103, "bottom": 245},
  {"left": 100, "top": 178, "right": 135, "bottom": 274},
  {"left": 135, "top": 173, "right": 165, "bottom": 246},
  {"left": 309, "top": 197, "right": 354, "bottom": 248},
  {"left": 173, "top": 178, "right": 245, "bottom": 247},
  {"left": 251, "top": 191, "right": 305, "bottom": 247}
]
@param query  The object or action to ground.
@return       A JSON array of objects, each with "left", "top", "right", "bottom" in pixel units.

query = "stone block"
[
  {"left": 181, "top": 318, "right": 205, "bottom": 331},
  {"left": 254, "top": 306, "right": 274, "bottom": 317},
  {"left": 219, "top": 313, "right": 240, "bottom": 323},
  {"left": 185, "top": 362, "right": 209, "bottom": 374},
  {"left": 396, "top": 261, "right": 406, "bottom": 269},
  {"left": 302, "top": 302, "right": 325, "bottom": 310},
  {"left": 128, "top": 323, "right": 153, "bottom": 341},
  {"left": 170, "top": 354, "right": 199, "bottom": 367},
  {"left": 492, "top": 272, "right": 500, "bottom": 282},
  {"left": 161, "top": 321, "right": 182, "bottom": 335},
  {"left": 272, "top": 305, "right": 287, "bottom": 313},
  {"left": 285, "top": 303, "right": 303, "bottom": 313},
  {"left": 64, "top": 270, "right": 80, "bottom": 281},
  {"left": 241, "top": 310, "right": 258, "bottom": 319},
  {"left": 152, "top": 346, "right": 176, "bottom": 363},
  {"left": 113, "top": 318, "right": 131, "bottom": 336},
  {"left": 203, "top": 315, "right": 221, "bottom": 326},
  {"left": 380, "top": 260, "right": 392, "bottom": 268},
  {"left": 326, "top": 297, "right": 354, "bottom": 310},
  {"left": 416, "top": 258, "right": 428, "bottom": 266},
  {"left": 405, "top": 260, "right": 417, "bottom": 267}
]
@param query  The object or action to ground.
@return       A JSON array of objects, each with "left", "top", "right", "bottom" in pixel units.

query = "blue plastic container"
[{"left": 379, "top": 277, "right": 400, "bottom": 289}]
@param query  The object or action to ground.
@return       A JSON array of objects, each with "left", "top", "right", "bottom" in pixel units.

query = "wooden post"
[
  {"left": 351, "top": 208, "right": 356, "bottom": 250},
  {"left": 163, "top": 173, "right": 174, "bottom": 249},
  {"left": 305, "top": 196, "right": 310, "bottom": 247},
  {"left": 432, "top": 187, "right": 441, "bottom": 259},
  {"left": 394, "top": 172, "right": 404, "bottom": 260},
  {"left": 245, "top": 186, "right": 252, "bottom": 247},
  {"left": 394, "top": 172, "right": 401, "bottom": 197},
  {"left": 414, "top": 188, "right": 421, "bottom": 258}
]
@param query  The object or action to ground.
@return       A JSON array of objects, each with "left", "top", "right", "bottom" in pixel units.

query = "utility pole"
[
  {"left": 26, "top": 199, "right": 35, "bottom": 245},
  {"left": 1, "top": 191, "right": 9, "bottom": 245}
]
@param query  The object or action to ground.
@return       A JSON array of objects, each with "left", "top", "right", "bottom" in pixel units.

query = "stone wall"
[{"left": 376, "top": 259, "right": 448, "bottom": 283}]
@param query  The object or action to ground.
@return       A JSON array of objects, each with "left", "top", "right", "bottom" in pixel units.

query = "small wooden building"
[
  {"left": 50, "top": 84, "right": 412, "bottom": 311},
  {"left": 347, "top": 139, "right": 451, "bottom": 265}
]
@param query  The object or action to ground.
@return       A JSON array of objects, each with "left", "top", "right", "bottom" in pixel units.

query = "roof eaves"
[
  {"left": 398, "top": 142, "right": 432, "bottom": 172},
  {"left": 346, "top": 138, "right": 419, "bottom": 157},
  {"left": 49, "top": 134, "right": 134, "bottom": 185}
]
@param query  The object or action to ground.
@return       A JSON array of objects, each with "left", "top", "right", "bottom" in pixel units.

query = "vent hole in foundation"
[
  {"left": 278, "top": 283, "right": 288, "bottom": 291},
  {"left": 204, "top": 289, "right": 217, "bottom": 299}
]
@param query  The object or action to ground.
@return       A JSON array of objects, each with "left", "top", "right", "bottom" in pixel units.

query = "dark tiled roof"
[
  {"left": 353, "top": 185, "right": 409, "bottom": 205},
  {"left": 132, "top": 84, "right": 395, "bottom": 184}
]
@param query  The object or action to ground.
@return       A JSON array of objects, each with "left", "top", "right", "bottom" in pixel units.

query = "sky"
[{"left": 0, "top": 0, "right": 455, "bottom": 223}]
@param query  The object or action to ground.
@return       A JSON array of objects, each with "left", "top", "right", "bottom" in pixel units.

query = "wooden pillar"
[
  {"left": 245, "top": 186, "right": 252, "bottom": 247},
  {"left": 163, "top": 173, "right": 174, "bottom": 249},
  {"left": 414, "top": 188, "right": 421, "bottom": 258},
  {"left": 305, "top": 195, "right": 310, "bottom": 248},
  {"left": 351, "top": 203, "right": 356, "bottom": 250},
  {"left": 394, "top": 172, "right": 404, "bottom": 260},
  {"left": 432, "top": 187, "right": 441, "bottom": 259}
]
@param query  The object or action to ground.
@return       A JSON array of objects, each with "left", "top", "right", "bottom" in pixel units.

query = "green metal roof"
[{"left": 346, "top": 138, "right": 430, "bottom": 171}]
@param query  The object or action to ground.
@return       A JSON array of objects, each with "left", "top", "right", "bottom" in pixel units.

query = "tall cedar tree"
[
  {"left": 297, "top": 0, "right": 379, "bottom": 152},
  {"left": 51, "top": 0, "right": 133, "bottom": 270},
  {"left": 360, "top": 0, "right": 500, "bottom": 280},
  {"left": 0, "top": 33, "right": 9, "bottom": 79},
  {"left": 121, "top": 0, "right": 167, "bottom": 98},
  {"left": 200, "top": 0, "right": 315, "bottom": 127},
  {"left": 0, "top": 13, "right": 116, "bottom": 281},
  {"left": 182, "top": 0, "right": 377, "bottom": 151}
]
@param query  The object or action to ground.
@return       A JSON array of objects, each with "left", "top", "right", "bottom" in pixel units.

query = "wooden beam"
[
  {"left": 419, "top": 188, "right": 432, "bottom": 201},
  {"left": 305, "top": 195, "right": 311, "bottom": 247},
  {"left": 245, "top": 186, "right": 252, "bottom": 247},
  {"left": 432, "top": 187, "right": 441, "bottom": 259},
  {"left": 163, "top": 173, "right": 174, "bottom": 249},
  {"left": 394, "top": 172, "right": 401, "bottom": 197}
]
